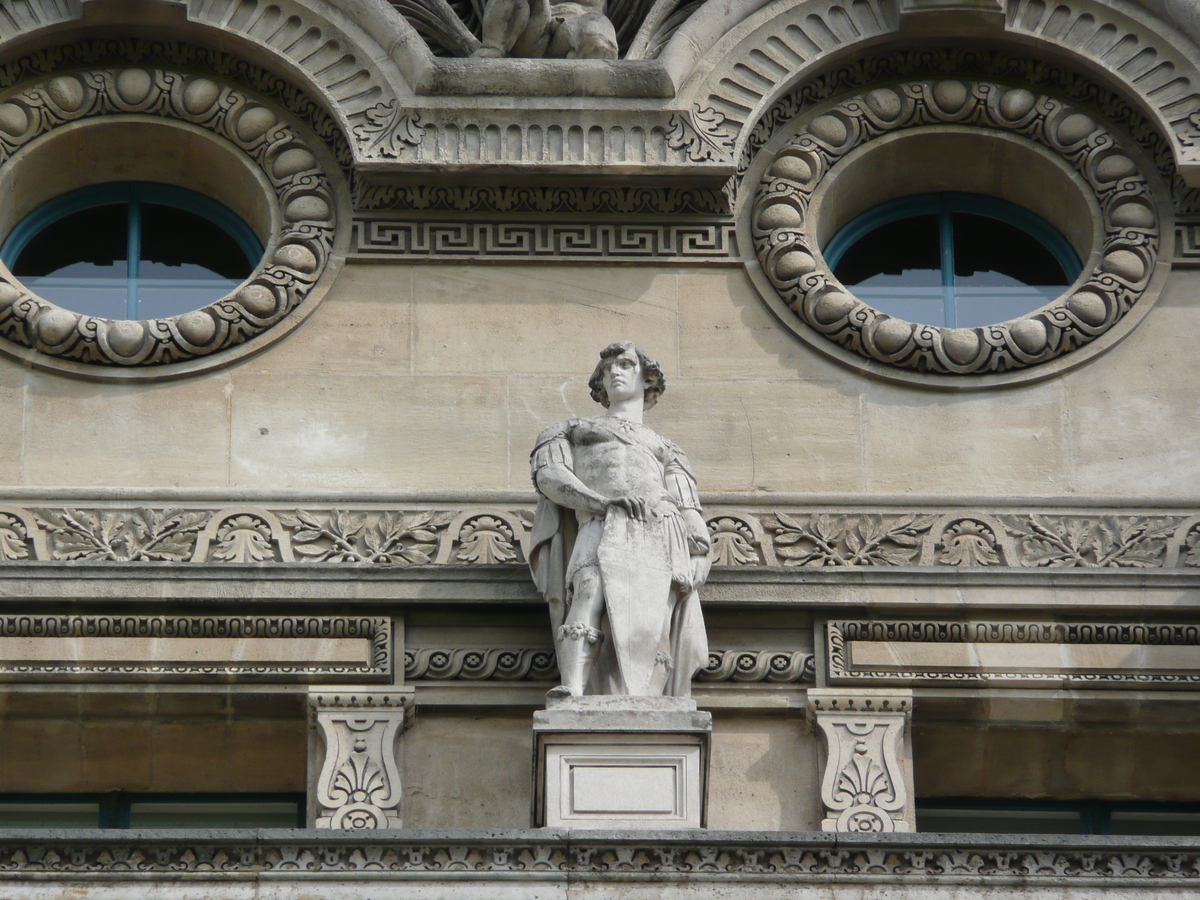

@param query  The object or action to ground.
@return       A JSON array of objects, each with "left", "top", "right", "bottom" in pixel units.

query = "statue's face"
[{"left": 603, "top": 347, "right": 646, "bottom": 406}]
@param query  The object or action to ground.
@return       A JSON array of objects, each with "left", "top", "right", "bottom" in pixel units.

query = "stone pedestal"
[
  {"left": 307, "top": 688, "right": 415, "bottom": 829},
  {"left": 809, "top": 688, "right": 915, "bottom": 833},
  {"left": 533, "top": 695, "right": 711, "bottom": 829}
]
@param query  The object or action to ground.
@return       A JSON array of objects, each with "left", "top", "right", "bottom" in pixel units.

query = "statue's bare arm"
[{"left": 535, "top": 461, "right": 651, "bottom": 521}]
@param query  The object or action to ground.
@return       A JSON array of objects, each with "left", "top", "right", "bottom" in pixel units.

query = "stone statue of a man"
[
  {"left": 529, "top": 342, "right": 711, "bottom": 698},
  {"left": 471, "top": 0, "right": 618, "bottom": 59}
]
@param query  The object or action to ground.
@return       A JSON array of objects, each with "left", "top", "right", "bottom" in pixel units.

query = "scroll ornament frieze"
[
  {"left": 404, "top": 648, "right": 814, "bottom": 683},
  {"left": 0, "top": 65, "right": 336, "bottom": 369},
  {"left": 752, "top": 79, "right": 1160, "bottom": 376},
  {"left": 5, "top": 505, "right": 1200, "bottom": 571}
]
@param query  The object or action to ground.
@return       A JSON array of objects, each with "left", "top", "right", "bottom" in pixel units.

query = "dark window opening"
[
  {"left": 3, "top": 183, "right": 261, "bottom": 321},
  {"left": 826, "top": 193, "right": 1081, "bottom": 329}
]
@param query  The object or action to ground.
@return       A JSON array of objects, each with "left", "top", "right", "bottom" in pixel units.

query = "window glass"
[
  {"left": 127, "top": 800, "right": 301, "bottom": 829},
  {"left": 3, "top": 183, "right": 261, "bottom": 321},
  {"left": 917, "top": 806, "right": 1083, "bottom": 835},
  {"left": 0, "top": 793, "right": 302, "bottom": 828},
  {"left": 0, "top": 801, "right": 101, "bottom": 827},
  {"left": 828, "top": 193, "right": 1080, "bottom": 329},
  {"left": 1109, "top": 810, "right": 1200, "bottom": 836}
]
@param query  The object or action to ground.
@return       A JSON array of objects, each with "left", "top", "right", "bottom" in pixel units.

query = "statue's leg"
[
  {"left": 551, "top": 566, "right": 604, "bottom": 696},
  {"left": 473, "top": 0, "right": 535, "bottom": 58}
]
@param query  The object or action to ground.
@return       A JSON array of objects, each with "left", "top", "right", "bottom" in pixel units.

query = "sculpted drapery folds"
[{"left": 529, "top": 342, "right": 711, "bottom": 698}]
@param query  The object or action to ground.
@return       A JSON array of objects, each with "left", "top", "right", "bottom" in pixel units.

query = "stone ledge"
[{"left": 0, "top": 830, "right": 1195, "bottom": 882}]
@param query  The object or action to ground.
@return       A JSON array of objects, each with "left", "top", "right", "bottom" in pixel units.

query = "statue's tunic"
[{"left": 530, "top": 416, "right": 709, "bottom": 696}]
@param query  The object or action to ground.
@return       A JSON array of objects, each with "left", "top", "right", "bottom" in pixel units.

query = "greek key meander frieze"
[
  {"left": 350, "top": 218, "right": 739, "bottom": 261},
  {"left": 404, "top": 648, "right": 814, "bottom": 682},
  {"left": 0, "top": 833, "right": 1196, "bottom": 880},
  {"left": 752, "top": 79, "right": 1160, "bottom": 377},
  {"left": 0, "top": 63, "right": 336, "bottom": 370},
  {"left": 828, "top": 620, "right": 1200, "bottom": 686},
  {"left": 0, "top": 615, "right": 390, "bottom": 680},
  {"left": 1176, "top": 220, "right": 1200, "bottom": 264},
  {"left": 6, "top": 505, "right": 1200, "bottom": 570}
]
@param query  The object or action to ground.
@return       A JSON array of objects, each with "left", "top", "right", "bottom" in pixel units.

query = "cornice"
[{"left": 0, "top": 830, "right": 1194, "bottom": 883}]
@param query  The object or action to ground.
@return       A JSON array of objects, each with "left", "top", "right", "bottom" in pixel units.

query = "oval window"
[
  {"left": 824, "top": 193, "right": 1083, "bottom": 329},
  {"left": 1, "top": 183, "right": 263, "bottom": 321}
]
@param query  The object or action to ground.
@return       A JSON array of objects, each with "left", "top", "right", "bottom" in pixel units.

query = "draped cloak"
[{"left": 529, "top": 417, "right": 709, "bottom": 697}]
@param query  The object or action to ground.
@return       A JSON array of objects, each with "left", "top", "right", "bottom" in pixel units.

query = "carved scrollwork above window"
[
  {"left": 748, "top": 79, "right": 1168, "bottom": 384},
  {"left": 0, "top": 65, "right": 342, "bottom": 378}
]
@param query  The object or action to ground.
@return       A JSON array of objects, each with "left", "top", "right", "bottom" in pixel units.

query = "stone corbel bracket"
[
  {"left": 307, "top": 689, "right": 415, "bottom": 830},
  {"left": 808, "top": 688, "right": 914, "bottom": 834}
]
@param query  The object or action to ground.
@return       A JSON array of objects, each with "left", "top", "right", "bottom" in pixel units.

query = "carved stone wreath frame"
[
  {"left": 745, "top": 79, "right": 1172, "bottom": 387},
  {"left": 0, "top": 65, "right": 345, "bottom": 379}
]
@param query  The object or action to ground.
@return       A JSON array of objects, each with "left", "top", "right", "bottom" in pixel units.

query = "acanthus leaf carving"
[
  {"left": 454, "top": 515, "right": 519, "bottom": 564},
  {"left": 707, "top": 516, "right": 761, "bottom": 566},
  {"left": 666, "top": 106, "right": 734, "bottom": 163},
  {"left": 212, "top": 514, "right": 276, "bottom": 563},
  {"left": 0, "top": 513, "right": 30, "bottom": 561},
  {"left": 936, "top": 519, "right": 1001, "bottom": 567},
  {"left": 351, "top": 101, "right": 424, "bottom": 159}
]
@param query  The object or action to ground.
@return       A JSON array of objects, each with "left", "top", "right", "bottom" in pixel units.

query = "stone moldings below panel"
[
  {"left": 827, "top": 620, "right": 1200, "bottom": 687},
  {"left": 6, "top": 503, "right": 1200, "bottom": 572},
  {"left": 0, "top": 615, "right": 390, "bottom": 681}
]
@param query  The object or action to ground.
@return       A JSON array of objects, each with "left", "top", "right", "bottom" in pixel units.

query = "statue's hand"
[
  {"left": 682, "top": 508, "right": 711, "bottom": 555},
  {"left": 608, "top": 496, "right": 649, "bottom": 521}
]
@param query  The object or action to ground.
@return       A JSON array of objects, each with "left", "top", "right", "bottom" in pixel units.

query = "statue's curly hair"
[{"left": 588, "top": 341, "right": 666, "bottom": 410}]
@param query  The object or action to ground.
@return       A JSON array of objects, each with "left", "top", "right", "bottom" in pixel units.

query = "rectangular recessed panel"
[
  {"left": 0, "top": 637, "right": 371, "bottom": 664},
  {"left": 849, "top": 641, "right": 1200, "bottom": 672},
  {"left": 571, "top": 764, "right": 679, "bottom": 815}
]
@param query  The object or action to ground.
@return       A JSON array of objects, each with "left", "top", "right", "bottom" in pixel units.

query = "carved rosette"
[
  {"left": 0, "top": 67, "right": 337, "bottom": 372},
  {"left": 808, "top": 689, "right": 913, "bottom": 833},
  {"left": 308, "top": 690, "right": 414, "bottom": 829},
  {"left": 752, "top": 80, "right": 1161, "bottom": 377}
]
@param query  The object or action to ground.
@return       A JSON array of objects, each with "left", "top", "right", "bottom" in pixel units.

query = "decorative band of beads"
[
  {"left": 751, "top": 81, "right": 1160, "bottom": 377},
  {"left": 0, "top": 67, "right": 336, "bottom": 372}
]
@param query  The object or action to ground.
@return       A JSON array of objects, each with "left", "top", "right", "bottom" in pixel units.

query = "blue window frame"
[
  {"left": 825, "top": 192, "right": 1083, "bottom": 329},
  {"left": 1, "top": 183, "right": 262, "bottom": 321}
]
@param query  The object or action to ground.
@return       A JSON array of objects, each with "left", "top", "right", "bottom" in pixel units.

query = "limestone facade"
[{"left": 0, "top": 0, "right": 1198, "bottom": 895}]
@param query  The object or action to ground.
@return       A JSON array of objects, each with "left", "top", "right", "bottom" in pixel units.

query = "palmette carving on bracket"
[
  {"left": 753, "top": 79, "right": 1160, "bottom": 376},
  {"left": 809, "top": 690, "right": 914, "bottom": 833},
  {"left": 309, "top": 691, "right": 414, "bottom": 830},
  {"left": 0, "top": 67, "right": 336, "bottom": 369}
]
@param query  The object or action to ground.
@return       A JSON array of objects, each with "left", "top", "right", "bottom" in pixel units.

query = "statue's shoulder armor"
[{"left": 532, "top": 420, "right": 575, "bottom": 453}]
